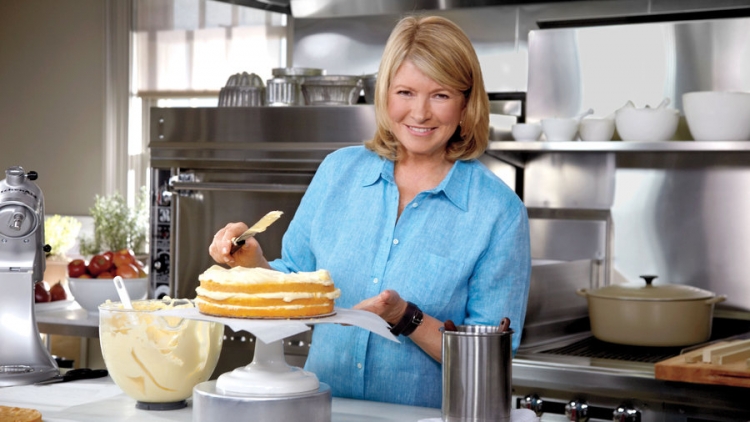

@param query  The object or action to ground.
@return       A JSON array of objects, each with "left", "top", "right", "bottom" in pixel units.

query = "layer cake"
[{"left": 195, "top": 265, "right": 340, "bottom": 318}]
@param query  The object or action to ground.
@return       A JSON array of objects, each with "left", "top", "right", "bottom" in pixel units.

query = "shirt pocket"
[{"left": 394, "top": 251, "right": 468, "bottom": 314}]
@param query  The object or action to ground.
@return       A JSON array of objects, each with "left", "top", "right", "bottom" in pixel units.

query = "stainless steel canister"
[
  {"left": 266, "top": 77, "right": 299, "bottom": 106},
  {"left": 442, "top": 325, "right": 513, "bottom": 422},
  {"left": 271, "top": 68, "right": 324, "bottom": 105}
]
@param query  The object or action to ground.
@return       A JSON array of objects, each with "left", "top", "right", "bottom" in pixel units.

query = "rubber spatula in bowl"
[
  {"left": 230, "top": 210, "right": 284, "bottom": 254},
  {"left": 113, "top": 275, "right": 133, "bottom": 310}
]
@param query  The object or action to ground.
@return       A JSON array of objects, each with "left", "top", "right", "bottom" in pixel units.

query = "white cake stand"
[
  {"left": 216, "top": 336, "right": 321, "bottom": 395},
  {"left": 188, "top": 310, "right": 396, "bottom": 422}
]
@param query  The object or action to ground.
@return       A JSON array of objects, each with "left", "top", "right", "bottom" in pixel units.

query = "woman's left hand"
[
  {"left": 353, "top": 289, "right": 408, "bottom": 325},
  {"left": 355, "top": 289, "right": 444, "bottom": 362}
]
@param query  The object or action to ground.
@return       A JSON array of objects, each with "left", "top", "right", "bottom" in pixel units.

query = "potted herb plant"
[{"left": 78, "top": 187, "right": 149, "bottom": 258}]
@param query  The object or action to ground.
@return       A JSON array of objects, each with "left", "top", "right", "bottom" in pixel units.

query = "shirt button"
[
  {"left": 373, "top": 278, "right": 379, "bottom": 284},
  {"left": 393, "top": 239, "right": 399, "bottom": 245},
  {"left": 412, "top": 203, "right": 418, "bottom": 208},
  {"left": 357, "top": 363, "right": 363, "bottom": 369}
]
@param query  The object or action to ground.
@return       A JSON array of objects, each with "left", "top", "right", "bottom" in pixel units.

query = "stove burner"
[{"left": 539, "top": 336, "right": 683, "bottom": 363}]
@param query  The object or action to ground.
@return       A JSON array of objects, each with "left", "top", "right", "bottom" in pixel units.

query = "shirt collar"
[
  {"left": 435, "top": 160, "right": 470, "bottom": 211},
  {"left": 362, "top": 155, "right": 392, "bottom": 186},
  {"left": 362, "top": 156, "right": 471, "bottom": 212}
]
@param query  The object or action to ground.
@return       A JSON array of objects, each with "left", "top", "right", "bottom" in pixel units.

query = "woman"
[{"left": 209, "top": 15, "right": 531, "bottom": 408}]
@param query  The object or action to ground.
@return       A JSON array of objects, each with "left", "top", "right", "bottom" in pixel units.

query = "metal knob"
[
  {"left": 10, "top": 212, "right": 24, "bottom": 230},
  {"left": 565, "top": 399, "right": 589, "bottom": 422},
  {"left": 613, "top": 404, "right": 640, "bottom": 422},
  {"left": 519, "top": 394, "right": 544, "bottom": 417},
  {"left": 153, "top": 253, "right": 169, "bottom": 274}
]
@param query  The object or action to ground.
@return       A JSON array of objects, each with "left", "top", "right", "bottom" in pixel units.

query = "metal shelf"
[{"left": 488, "top": 140, "right": 750, "bottom": 153}]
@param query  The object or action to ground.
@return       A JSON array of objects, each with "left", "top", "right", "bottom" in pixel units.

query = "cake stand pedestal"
[
  {"left": 193, "top": 329, "right": 331, "bottom": 422},
  {"left": 152, "top": 307, "right": 395, "bottom": 422}
]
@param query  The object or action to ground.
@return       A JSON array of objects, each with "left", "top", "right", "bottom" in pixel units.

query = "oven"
[{"left": 148, "top": 105, "right": 377, "bottom": 371}]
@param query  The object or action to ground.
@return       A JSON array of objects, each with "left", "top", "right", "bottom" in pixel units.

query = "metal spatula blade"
[{"left": 230, "top": 210, "right": 284, "bottom": 254}]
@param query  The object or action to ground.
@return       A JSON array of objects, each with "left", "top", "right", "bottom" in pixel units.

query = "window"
[{"left": 127, "top": 0, "right": 289, "bottom": 222}]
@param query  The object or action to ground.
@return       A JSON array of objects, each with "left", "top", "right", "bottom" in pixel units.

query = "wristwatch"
[{"left": 389, "top": 301, "right": 424, "bottom": 337}]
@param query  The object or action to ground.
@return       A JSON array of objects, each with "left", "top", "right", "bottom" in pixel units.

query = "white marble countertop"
[{"left": 0, "top": 377, "right": 442, "bottom": 422}]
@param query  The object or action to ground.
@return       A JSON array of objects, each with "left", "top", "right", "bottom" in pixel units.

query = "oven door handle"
[{"left": 170, "top": 181, "right": 308, "bottom": 194}]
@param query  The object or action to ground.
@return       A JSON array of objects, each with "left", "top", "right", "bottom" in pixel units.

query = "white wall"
[{"left": 0, "top": 0, "right": 107, "bottom": 216}]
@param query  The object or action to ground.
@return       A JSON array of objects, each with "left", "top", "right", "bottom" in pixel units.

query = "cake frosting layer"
[{"left": 199, "top": 265, "right": 334, "bottom": 285}]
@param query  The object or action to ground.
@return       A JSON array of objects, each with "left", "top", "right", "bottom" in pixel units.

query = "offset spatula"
[{"left": 230, "top": 210, "right": 284, "bottom": 255}]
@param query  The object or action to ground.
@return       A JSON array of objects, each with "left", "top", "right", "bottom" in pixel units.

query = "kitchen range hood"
[
  {"left": 288, "top": 0, "right": 570, "bottom": 18},
  {"left": 216, "top": 0, "right": 750, "bottom": 24},
  {"left": 213, "top": 0, "right": 571, "bottom": 17}
]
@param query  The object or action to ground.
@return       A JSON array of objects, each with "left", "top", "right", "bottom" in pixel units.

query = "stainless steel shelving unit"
[{"left": 488, "top": 140, "right": 750, "bottom": 153}]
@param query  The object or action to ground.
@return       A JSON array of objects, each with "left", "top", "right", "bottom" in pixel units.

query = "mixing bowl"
[
  {"left": 511, "top": 123, "right": 542, "bottom": 142},
  {"left": 68, "top": 276, "right": 148, "bottom": 313},
  {"left": 579, "top": 118, "right": 615, "bottom": 142},
  {"left": 683, "top": 91, "right": 750, "bottom": 141},
  {"left": 99, "top": 299, "right": 224, "bottom": 410},
  {"left": 615, "top": 101, "right": 679, "bottom": 141},
  {"left": 541, "top": 118, "right": 579, "bottom": 142}
]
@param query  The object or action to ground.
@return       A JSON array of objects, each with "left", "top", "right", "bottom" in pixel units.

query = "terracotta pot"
[
  {"left": 576, "top": 276, "right": 726, "bottom": 347},
  {"left": 44, "top": 256, "right": 70, "bottom": 285}
]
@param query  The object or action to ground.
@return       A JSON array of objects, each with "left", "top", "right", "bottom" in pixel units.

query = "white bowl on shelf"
[
  {"left": 683, "top": 91, "right": 750, "bottom": 141},
  {"left": 615, "top": 102, "right": 679, "bottom": 142},
  {"left": 541, "top": 118, "right": 579, "bottom": 142},
  {"left": 511, "top": 123, "right": 542, "bottom": 142},
  {"left": 580, "top": 118, "right": 615, "bottom": 142},
  {"left": 68, "top": 277, "right": 148, "bottom": 313}
]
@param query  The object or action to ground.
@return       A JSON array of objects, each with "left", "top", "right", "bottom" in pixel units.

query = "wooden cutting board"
[{"left": 655, "top": 340, "right": 750, "bottom": 388}]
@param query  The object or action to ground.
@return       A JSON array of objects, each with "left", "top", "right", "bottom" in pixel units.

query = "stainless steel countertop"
[
  {"left": 0, "top": 377, "right": 442, "bottom": 422},
  {"left": 35, "top": 300, "right": 99, "bottom": 338}
]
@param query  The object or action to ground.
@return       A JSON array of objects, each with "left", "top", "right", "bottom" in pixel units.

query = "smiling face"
[{"left": 387, "top": 60, "right": 467, "bottom": 161}]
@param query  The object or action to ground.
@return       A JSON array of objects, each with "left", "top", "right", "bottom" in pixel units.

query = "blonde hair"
[{"left": 365, "top": 15, "right": 490, "bottom": 161}]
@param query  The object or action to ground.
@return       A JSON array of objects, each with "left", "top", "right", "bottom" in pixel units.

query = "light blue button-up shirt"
[{"left": 270, "top": 145, "right": 531, "bottom": 408}]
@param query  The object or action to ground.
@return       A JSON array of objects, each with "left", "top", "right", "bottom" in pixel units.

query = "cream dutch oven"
[{"left": 577, "top": 276, "right": 726, "bottom": 347}]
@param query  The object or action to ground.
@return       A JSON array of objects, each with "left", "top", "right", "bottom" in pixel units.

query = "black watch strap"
[{"left": 389, "top": 301, "right": 424, "bottom": 337}]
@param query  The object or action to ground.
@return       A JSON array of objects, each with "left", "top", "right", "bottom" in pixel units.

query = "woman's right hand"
[{"left": 208, "top": 222, "right": 270, "bottom": 269}]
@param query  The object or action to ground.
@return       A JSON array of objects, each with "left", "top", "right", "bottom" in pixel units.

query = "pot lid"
[{"left": 587, "top": 275, "right": 715, "bottom": 301}]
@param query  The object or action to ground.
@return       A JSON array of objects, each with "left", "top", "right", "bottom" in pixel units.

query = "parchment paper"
[{"left": 153, "top": 307, "right": 398, "bottom": 344}]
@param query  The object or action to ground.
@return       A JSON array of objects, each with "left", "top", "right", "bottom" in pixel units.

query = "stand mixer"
[{"left": 0, "top": 166, "right": 59, "bottom": 386}]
